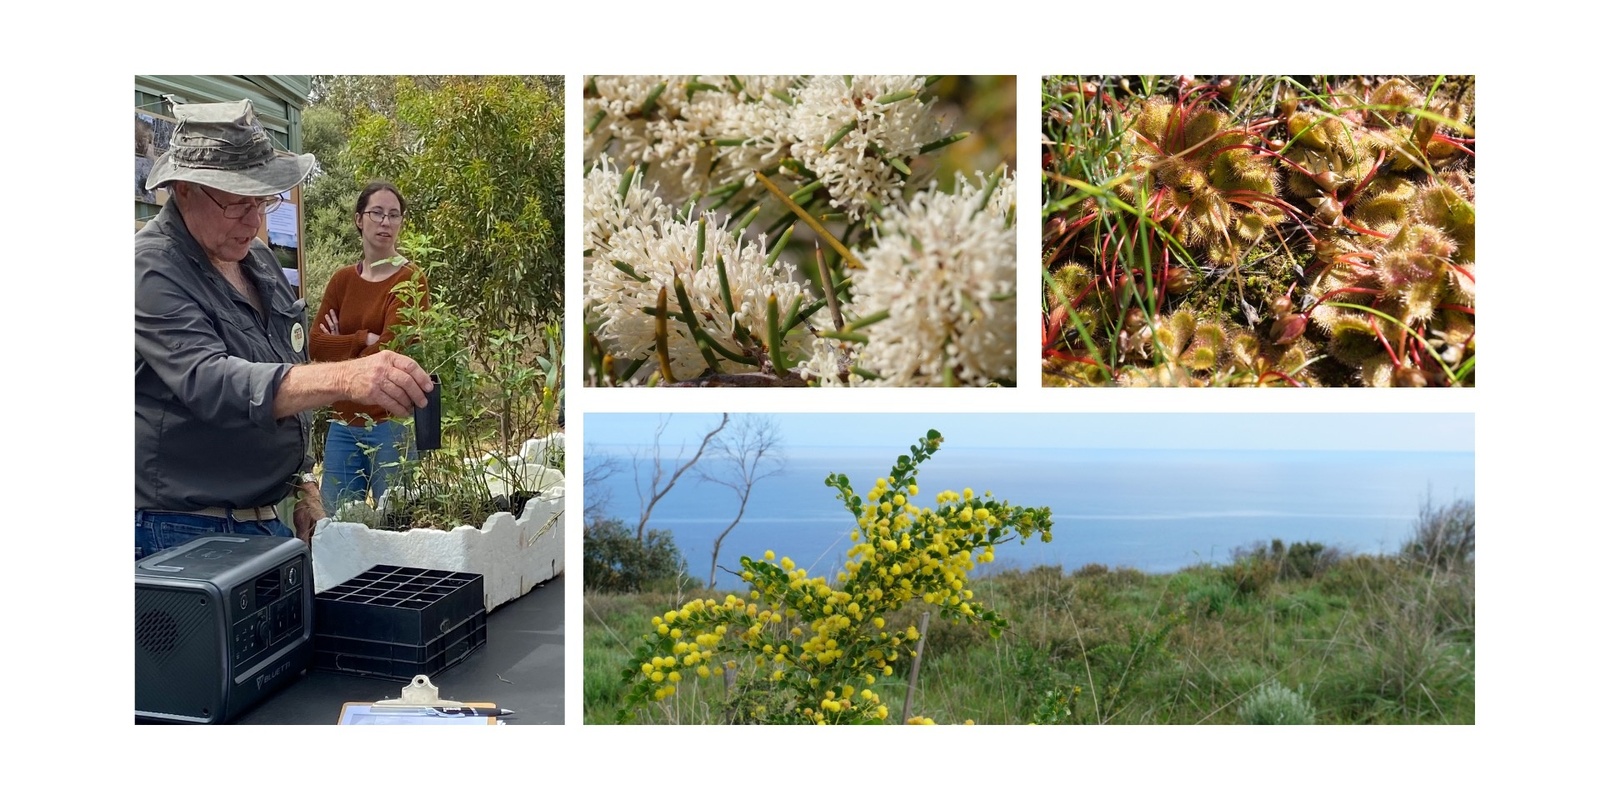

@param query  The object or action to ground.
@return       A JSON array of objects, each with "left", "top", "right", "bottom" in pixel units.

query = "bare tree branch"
[
  {"left": 632, "top": 413, "right": 731, "bottom": 542},
  {"left": 582, "top": 448, "right": 622, "bottom": 524},
  {"left": 698, "top": 415, "right": 786, "bottom": 590}
]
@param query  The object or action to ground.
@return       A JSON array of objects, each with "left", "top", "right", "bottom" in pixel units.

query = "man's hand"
[
  {"left": 342, "top": 350, "right": 433, "bottom": 418},
  {"left": 274, "top": 350, "right": 434, "bottom": 420},
  {"left": 293, "top": 480, "right": 326, "bottom": 545}
]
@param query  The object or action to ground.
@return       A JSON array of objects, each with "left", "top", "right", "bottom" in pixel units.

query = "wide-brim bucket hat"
[{"left": 145, "top": 99, "right": 315, "bottom": 197}]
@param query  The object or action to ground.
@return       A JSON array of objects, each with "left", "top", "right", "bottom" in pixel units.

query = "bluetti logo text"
[{"left": 257, "top": 660, "right": 292, "bottom": 690}]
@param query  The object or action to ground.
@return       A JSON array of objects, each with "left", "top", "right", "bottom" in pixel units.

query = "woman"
[{"left": 310, "top": 180, "right": 430, "bottom": 511}]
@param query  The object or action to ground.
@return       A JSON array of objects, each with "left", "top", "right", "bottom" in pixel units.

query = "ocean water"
[{"left": 585, "top": 445, "right": 1475, "bottom": 584}]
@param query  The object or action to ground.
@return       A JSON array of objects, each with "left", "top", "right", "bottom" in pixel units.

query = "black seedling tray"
[{"left": 313, "top": 566, "right": 486, "bottom": 679}]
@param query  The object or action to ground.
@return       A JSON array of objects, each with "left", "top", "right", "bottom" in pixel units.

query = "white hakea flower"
[
  {"left": 583, "top": 155, "right": 674, "bottom": 278},
  {"left": 583, "top": 76, "right": 682, "bottom": 175},
  {"left": 587, "top": 76, "right": 803, "bottom": 201},
  {"left": 800, "top": 338, "right": 864, "bottom": 387},
  {"left": 584, "top": 165, "right": 813, "bottom": 383},
  {"left": 790, "top": 75, "right": 947, "bottom": 220},
  {"left": 841, "top": 170, "right": 1017, "bottom": 386},
  {"left": 697, "top": 76, "right": 801, "bottom": 192}
]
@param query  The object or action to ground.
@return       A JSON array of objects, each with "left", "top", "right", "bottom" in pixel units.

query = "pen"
[
  {"left": 428, "top": 706, "right": 513, "bottom": 717},
  {"left": 367, "top": 705, "right": 514, "bottom": 716}
]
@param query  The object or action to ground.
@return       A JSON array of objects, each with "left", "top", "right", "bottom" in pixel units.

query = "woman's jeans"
[
  {"left": 134, "top": 511, "right": 293, "bottom": 561},
  {"left": 321, "top": 419, "right": 413, "bottom": 512}
]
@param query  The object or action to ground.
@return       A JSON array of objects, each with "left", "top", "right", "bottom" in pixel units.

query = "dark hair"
[{"left": 356, "top": 180, "right": 407, "bottom": 215}]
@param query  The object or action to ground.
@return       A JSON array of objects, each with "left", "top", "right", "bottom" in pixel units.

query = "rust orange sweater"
[{"left": 309, "top": 261, "right": 430, "bottom": 426}]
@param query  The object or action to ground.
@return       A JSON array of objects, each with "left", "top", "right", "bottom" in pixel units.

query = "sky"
[{"left": 584, "top": 412, "right": 1474, "bottom": 456}]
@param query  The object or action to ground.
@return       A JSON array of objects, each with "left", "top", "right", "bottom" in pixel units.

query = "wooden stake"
[{"left": 901, "top": 611, "right": 932, "bottom": 724}]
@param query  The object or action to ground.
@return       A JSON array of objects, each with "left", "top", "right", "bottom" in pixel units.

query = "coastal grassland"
[{"left": 585, "top": 540, "right": 1473, "bottom": 724}]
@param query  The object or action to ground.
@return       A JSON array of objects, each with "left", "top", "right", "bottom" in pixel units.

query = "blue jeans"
[
  {"left": 322, "top": 419, "right": 413, "bottom": 511},
  {"left": 134, "top": 511, "right": 293, "bottom": 561}
]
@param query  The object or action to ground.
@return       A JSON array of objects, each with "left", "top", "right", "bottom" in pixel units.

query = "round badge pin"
[{"left": 291, "top": 321, "right": 306, "bottom": 353}]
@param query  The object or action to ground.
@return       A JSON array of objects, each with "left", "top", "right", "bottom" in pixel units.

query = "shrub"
[
  {"left": 1238, "top": 679, "right": 1316, "bottom": 724},
  {"left": 616, "top": 431, "right": 1053, "bottom": 723},
  {"left": 1226, "top": 555, "right": 1277, "bottom": 597},
  {"left": 1072, "top": 563, "right": 1110, "bottom": 579},
  {"left": 1234, "top": 539, "right": 1342, "bottom": 582},
  {"left": 1405, "top": 496, "right": 1474, "bottom": 570},
  {"left": 1285, "top": 541, "right": 1338, "bottom": 579},
  {"left": 1187, "top": 579, "right": 1236, "bottom": 617},
  {"left": 584, "top": 517, "right": 693, "bottom": 593}
]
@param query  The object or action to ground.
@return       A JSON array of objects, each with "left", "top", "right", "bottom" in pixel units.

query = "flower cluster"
[
  {"left": 618, "top": 431, "right": 1053, "bottom": 724},
  {"left": 788, "top": 75, "right": 948, "bottom": 220},
  {"left": 817, "top": 171, "right": 1017, "bottom": 386},
  {"left": 584, "top": 156, "right": 812, "bottom": 380},
  {"left": 586, "top": 75, "right": 947, "bottom": 217},
  {"left": 585, "top": 75, "right": 1017, "bottom": 387}
]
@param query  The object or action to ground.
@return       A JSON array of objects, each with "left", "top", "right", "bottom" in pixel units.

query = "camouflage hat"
[{"left": 145, "top": 99, "right": 315, "bottom": 196}]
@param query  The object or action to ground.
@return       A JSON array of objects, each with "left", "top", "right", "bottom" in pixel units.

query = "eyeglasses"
[
  {"left": 361, "top": 210, "right": 405, "bottom": 225},
  {"left": 197, "top": 185, "right": 282, "bottom": 219}
]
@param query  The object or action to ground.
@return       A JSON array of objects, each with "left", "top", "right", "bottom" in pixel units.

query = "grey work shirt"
[{"left": 135, "top": 202, "right": 312, "bottom": 511}]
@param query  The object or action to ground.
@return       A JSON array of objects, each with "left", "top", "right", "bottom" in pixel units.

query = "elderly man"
[{"left": 135, "top": 99, "right": 433, "bottom": 559}]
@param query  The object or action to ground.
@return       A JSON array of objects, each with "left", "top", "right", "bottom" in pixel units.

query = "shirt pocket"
[{"left": 215, "top": 306, "right": 275, "bottom": 362}]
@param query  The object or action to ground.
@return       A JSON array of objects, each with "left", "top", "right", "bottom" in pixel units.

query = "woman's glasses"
[{"left": 361, "top": 210, "right": 405, "bottom": 225}]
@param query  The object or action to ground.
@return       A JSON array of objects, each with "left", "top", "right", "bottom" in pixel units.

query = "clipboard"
[{"left": 337, "top": 674, "right": 506, "bottom": 725}]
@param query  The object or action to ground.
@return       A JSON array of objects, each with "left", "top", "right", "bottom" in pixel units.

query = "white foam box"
[{"left": 312, "top": 477, "right": 564, "bottom": 612}]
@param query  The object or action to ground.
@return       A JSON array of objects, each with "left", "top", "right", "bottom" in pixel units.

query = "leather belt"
[{"left": 185, "top": 506, "right": 279, "bottom": 521}]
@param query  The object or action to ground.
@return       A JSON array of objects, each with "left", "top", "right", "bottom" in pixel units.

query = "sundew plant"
[
  {"left": 1043, "top": 76, "right": 1474, "bottom": 387},
  {"left": 616, "top": 431, "right": 1053, "bottom": 724},
  {"left": 585, "top": 75, "right": 1018, "bottom": 387}
]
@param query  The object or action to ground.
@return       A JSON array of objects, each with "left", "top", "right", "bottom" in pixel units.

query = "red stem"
[
  {"left": 1439, "top": 303, "right": 1475, "bottom": 315},
  {"left": 1430, "top": 137, "right": 1475, "bottom": 157},
  {"left": 1256, "top": 371, "right": 1305, "bottom": 388},
  {"left": 1157, "top": 234, "right": 1171, "bottom": 308},
  {"left": 1370, "top": 317, "right": 1403, "bottom": 369},
  {"left": 1044, "top": 348, "right": 1103, "bottom": 367},
  {"left": 1346, "top": 150, "right": 1386, "bottom": 200},
  {"left": 1309, "top": 285, "right": 1381, "bottom": 314},
  {"left": 1224, "top": 189, "right": 1306, "bottom": 219},
  {"left": 1341, "top": 221, "right": 1393, "bottom": 239},
  {"left": 1100, "top": 229, "right": 1117, "bottom": 280}
]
